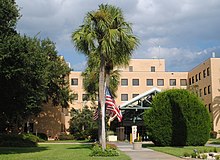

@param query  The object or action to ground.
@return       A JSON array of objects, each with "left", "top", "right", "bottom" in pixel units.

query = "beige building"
[
  {"left": 188, "top": 58, "right": 220, "bottom": 133},
  {"left": 31, "top": 57, "right": 220, "bottom": 138}
]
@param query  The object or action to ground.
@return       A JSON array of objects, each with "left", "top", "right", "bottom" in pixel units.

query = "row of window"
[
  {"left": 73, "top": 85, "right": 211, "bottom": 102},
  {"left": 197, "top": 85, "right": 211, "bottom": 97},
  {"left": 128, "top": 66, "right": 156, "bottom": 72},
  {"left": 71, "top": 78, "right": 187, "bottom": 87},
  {"left": 189, "top": 67, "right": 210, "bottom": 85},
  {"left": 121, "top": 78, "right": 187, "bottom": 86},
  {"left": 73, "top": 93, "right": 139, "bottom": 101}
]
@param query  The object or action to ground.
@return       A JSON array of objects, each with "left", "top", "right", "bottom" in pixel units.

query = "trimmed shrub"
[
  {"left": 0, "top": 134, "right": 38, "bottom": 147},
  {"left": 90, "top": 144, "right": 119, "bottom": 157},
  {"left": 144, "top": 89, "right": 211, "bottom": 146}
]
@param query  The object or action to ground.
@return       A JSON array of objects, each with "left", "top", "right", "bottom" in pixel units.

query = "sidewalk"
[{"left": 112, "top": 141, "right": 183, "bottom": 160}]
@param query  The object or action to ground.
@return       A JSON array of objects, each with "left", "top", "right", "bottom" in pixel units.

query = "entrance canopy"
[{"left": 120, "top": 87, "right": 161, "bottom": 110}]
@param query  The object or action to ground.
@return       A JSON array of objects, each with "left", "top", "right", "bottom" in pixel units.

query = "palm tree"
[{"left": 72, "top": 4, "right": 139, "bottom": 150}]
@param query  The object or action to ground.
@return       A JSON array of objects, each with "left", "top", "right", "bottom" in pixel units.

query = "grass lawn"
[
  {"left": 0, "top": 144, "right": 130, "bottom": 160},
  {"left": 143, "top": 144, "right": 220, "bottom": 157}
]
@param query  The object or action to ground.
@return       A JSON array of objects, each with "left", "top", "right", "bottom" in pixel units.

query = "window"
[
  {"left": 204, "top": 87, "right": 207, "bottom": 95},
  {"left": 207, "top": 67, "right": 210, "bottom": 76},
  {"left": 195, "top": 74, "right": 198, "bottom": 82},
  {"left": 208, "top": 85, "right": 211, "bottom": 94},
  {"left": 121, "top": 94, "right": 128, "bottom": 101},
  {"left": 73, "top": 94, "right": 78, "bottom": 100},
  {"left": 71, "top": 78, "right": 78, "bottom": 85},
  {"left": 192, "top": 76, "right": 194, "bottom": 84},
  {"left": 82, "top": 94, "right": 89, "bottom": 101},
  {"left": 208, "top": 104, "right": 211, "bottom": 112},
  {"left": 147, "top": 79, "right": 153, "bottom": 86},
  {"left": 151, "top": 66, "right": 155, "bottom": 72},
  {"left": 199, "top": 72, "right": 201, "bottom": 80},
  {"left": 121, "top": 79, "right": 128, "bottom": 86},
  {"left": 132, "top": 79, "right": 139, "bottom": 86},
  {"left": 157, "top": 79, "right": 164, "bottom": 86},
  {"left": 170, "top": 79, "right": 176, "bottom": 86},
  {"left": 189, "top": 78, "right": 191, "bottom": 85},
  {"left": 180, "top": 79, "right": 187, "bottom": 86},
  {"left": 129, "top": 66, "right": 133, "bottom": 72},
  {"left": 203, "top": 69, "right": 206, "bottom": 78},
  {"left": 132, "top": 94, "right": 139, "bottom": 98}
]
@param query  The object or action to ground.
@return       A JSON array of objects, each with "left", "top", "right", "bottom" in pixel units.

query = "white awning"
[{"left": 120, "top": 87, "right": 161, "bottom": 108}]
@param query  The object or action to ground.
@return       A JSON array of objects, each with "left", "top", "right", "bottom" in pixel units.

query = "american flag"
[
  {"left": 105, "top": 87, "right": 122, "bottom": 122},
  {"left": 93, "top": 108, "right": 99, "bottom": 121}
]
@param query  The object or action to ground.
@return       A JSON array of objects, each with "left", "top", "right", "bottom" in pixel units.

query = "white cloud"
[{"left": 15, "top": 0, "right": 220, "bottom": 71}]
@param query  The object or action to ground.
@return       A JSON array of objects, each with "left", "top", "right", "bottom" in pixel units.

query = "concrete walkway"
[{"left": 112, "top": 141, "right": 183, "bottom": 160}]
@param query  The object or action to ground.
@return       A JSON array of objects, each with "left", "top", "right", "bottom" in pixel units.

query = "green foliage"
[
  {"left": 90, "top": 144, "right": 119, "bottom": 157},
  {"left": 0, "top": 0, "right": 20, "bottom": 36},
  {"left": 58, "top": 133, "right": 74, "bottom": 140},
  {"left": 0, "top": 1, "right": 72, "bottom": 133},
  {"left": 144, "top": 89, "right": 211, "bottom": 146},
  {"left": 36, "top": 133, "right": 48, "bottom": 141},
  {"left": 183, "top": 152, "right": 190, "bottom": 157},
  {"left": 0, "top": 134, "right": 38, "bottom": 147},
  {"left": 200, "top": 154, "right": 207, "bottom": 159},
  {"left": 68, "top": 106, "right": 98, "bottom": 140}
]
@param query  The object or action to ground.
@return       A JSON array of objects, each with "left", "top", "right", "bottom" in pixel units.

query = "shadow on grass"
[
  {"left": 0, "top": 146, "right": 48, "bottom": 155},
  {"left": 67, "top": 144, "right": 92, "bottom": 150}
]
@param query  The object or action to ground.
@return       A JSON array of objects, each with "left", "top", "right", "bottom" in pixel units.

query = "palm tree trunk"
[{"left": 99, "top": 54, "right": 106, "bottom": 150}]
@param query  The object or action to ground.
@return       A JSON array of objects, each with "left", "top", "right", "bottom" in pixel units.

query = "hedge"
[{"left": 144, "top": 89, "right": 211, "bottom": 146}]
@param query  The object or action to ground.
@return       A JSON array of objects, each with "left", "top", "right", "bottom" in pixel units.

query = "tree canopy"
[
  {"left": 144, "top": 89, "right": 211, "bottom": 146},
  {"left": 0, "top": 0, "right": 72, "bottom": 133},
  {"left": 72, "top": 4, "right": 139, "bottom": 149}
]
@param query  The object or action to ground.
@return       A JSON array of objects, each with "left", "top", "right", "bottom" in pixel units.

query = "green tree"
[
  {"left": 72, "top": 4, "right": 138, "bottom": 149},
  {"left": 69, "top": 106, "right": 98, "bottom": 140},
  {"left": 0, "top": 0, "right": 20, "bottom": 36},
  {"left": 0, "top": 35, "right": 72, "bottom": 133},
  {"left": 0, "top": 0, "right": 72, "bottom": 133},
  {"left": 144, "top": 89, "right": 211, "bottom": 146},
  {"left": 81, "top": 54, "right": 120, "bottom": 101}
]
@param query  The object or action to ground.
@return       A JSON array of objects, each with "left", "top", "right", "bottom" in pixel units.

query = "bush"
[
  {"left": 106, "top": 143, "right": 117, "bottom": 150},
  {"left": 144, "top": 89, "right": 211, "bottom": 146},
  {"left": 0, "top": 134, "right": 38, "bottom": 147},
  {"left": 183, "top": 152, "right": 190, "bottom": 157},
  {"left": 58, "top": 133, "right": 74, "bottom": 140},
  {"left": 90, "top": 144, "right": 120, "bottom": 157},
  {"left": 36, "top": 133, "right": 48, "bottom": 141}
]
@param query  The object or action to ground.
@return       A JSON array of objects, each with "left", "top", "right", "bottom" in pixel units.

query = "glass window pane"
[
  {"left": 121, "top": 94, "right": 128, "bottom": 101},
  {"left": 71, "top": 78, "right": 78, "bottom": 85},
  {"left": 180, "top": 79, "right": 187, "bottom": 86},
  {"left": 151, "top": 66, "right": 155, "bottom": 72},
  {"left": 170, "top": 79, "right": 176, "bottom": 86},
  {"left": 132, "top": 79, "right": 139, "bottom": 86},
  {"left": 121, "top": 79, "right": 128, "bottom": 86},
  {"left": 157, "top": 79, "right": 164, "bottom": 86}
]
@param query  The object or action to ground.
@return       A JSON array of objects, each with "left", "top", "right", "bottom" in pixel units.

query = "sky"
[{"left": 15, "top": 0, "right": 220, "bottom": 72}]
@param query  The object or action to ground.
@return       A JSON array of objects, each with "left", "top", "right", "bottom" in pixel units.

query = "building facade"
[
  {"left": 68, "top": 58, "right": 220, "bottom": 135},
  {"left": 31, "top": 57, "right": 220, "bottom": 138}
]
